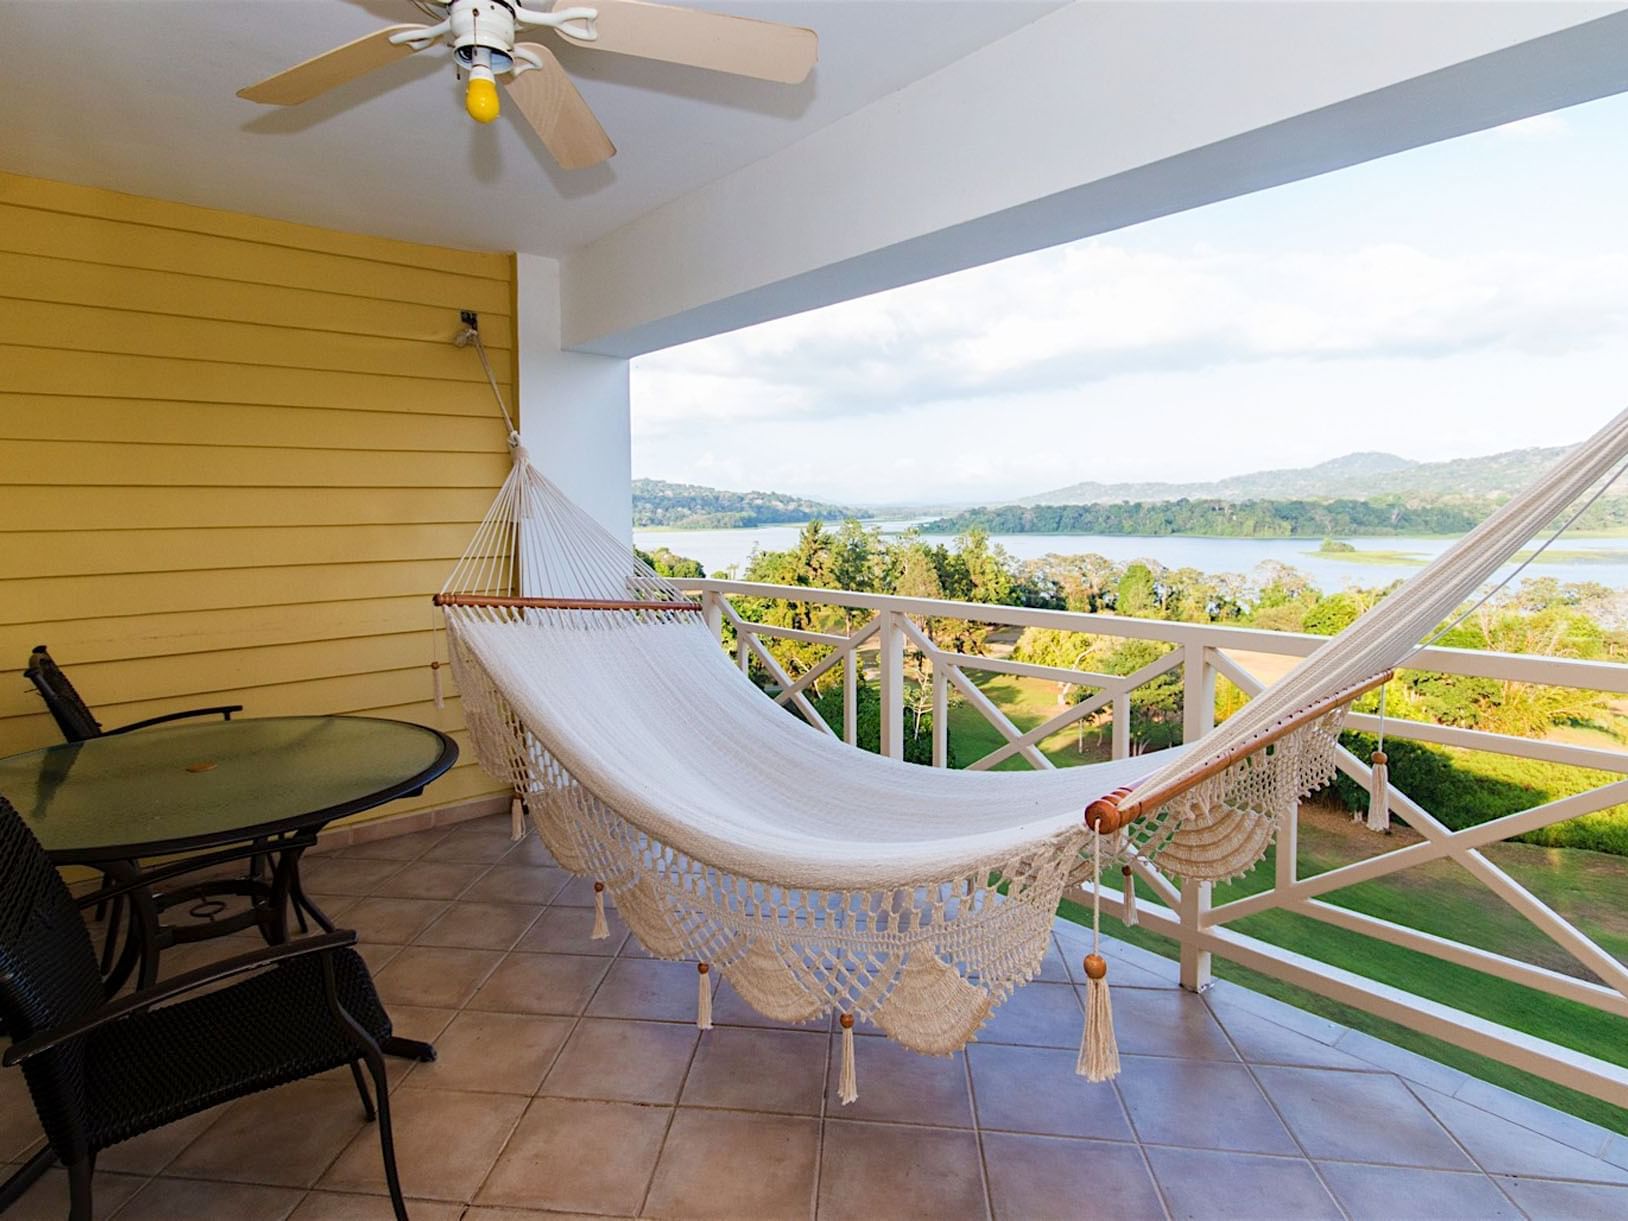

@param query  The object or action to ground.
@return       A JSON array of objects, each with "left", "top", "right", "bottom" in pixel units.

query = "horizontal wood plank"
[
  {"left": 1, "top": 172, "right": 515, "bottom": 821},
  {"left": 0, "top": 172, "right": 512, "bottom": 279},
  {"left": 2, "top": 347, "right": 511, "bottom": 417},
  {"left": 0, "top": 596, "right": 445, "bottom": 668},
  {"left": 0, "top": 483, "right": 502, "bottom": 533},
  {"left": 0, "top": 633, "right": 455, "bottom": 717},
  {"left": 0, "top": 522, "right": 507, "bottom": 578},
  {"left": 0, "top": 395, "right": 511, "bottom": 456},
  {"left": 1, "top": 440, "right": 511, "bottom": 488},
  {"left": 3, "top": 559, "right": 459, "bottom": 624},
  {"left": 1, "top": 299, "right": 503, "bottom": 382},
  {"left": 0, "top": 251, "right": 514, "bottom": 350},
  {"left": 0, "top": 203, "right": 511, "bottom": 312}
]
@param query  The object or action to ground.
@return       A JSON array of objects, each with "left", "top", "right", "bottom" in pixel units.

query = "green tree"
[{"left": 1115, "top": 562, "right": 1160, "bottom": 618}]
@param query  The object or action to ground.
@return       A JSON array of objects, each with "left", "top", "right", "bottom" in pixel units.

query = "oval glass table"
[
  {"left": 0, "top": 717, "right": 457, "bottom": 1208},
  {"left": 0, "top": 716, "right": 457, "bottom": 1015}
]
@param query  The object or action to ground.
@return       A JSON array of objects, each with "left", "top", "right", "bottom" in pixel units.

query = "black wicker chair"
[
  {"left": 24, "top": 645, "right": 242, "bottom": 743},
  {"left": 25, "top": 644, "right": 267, "bottom": 949},
  {"left": 0, "top": 797, "right": 408, "bottom": 1221}
]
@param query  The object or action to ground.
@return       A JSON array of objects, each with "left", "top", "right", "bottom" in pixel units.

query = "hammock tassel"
[
  {"left": 696, "top": 962, "right": 713, "bottom": 1030},
  {"left": 591, "top": 881, "right": 610, "bottom": 940},
  {"left": 838, "top": 1014, "right": 858, "bottom": 1105},
  {"left": 1077, "top": 829, "right": 1121, "bottom": 1082},
  {"left": 430, "top": 660, "right": 444, "bottom": 710},
  {"left": 1078, "top": 953, "right": 1120, "bottom": 1082},
  {"left": 509, "top": 794, "right": 525, "bottom": 843},
  {"left": 1367, "top": 750, "right": 1391, "bottom": 833},
  {"left": 1121, "top": 864, "right": 1138, "bottom": 927}
]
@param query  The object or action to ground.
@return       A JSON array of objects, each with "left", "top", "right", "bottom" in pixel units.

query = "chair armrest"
[
  {"left": 3, "top": 930, "right": 358, "bottom": 1066},
  {"left": 105, "top": 706, "right": 244, "bottom": 735}
]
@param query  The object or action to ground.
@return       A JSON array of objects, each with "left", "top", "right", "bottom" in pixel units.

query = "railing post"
[
  {"left": 1112, "top": 690, "right": 1130, "bottom": 760},
  {"left": 1177, "top": 880, "right": 1213, "bottom": 992},
  {"left": 737, "top": 624, "right": 751, "bottom": 674},
  {"left": 702, "top": 590, "right": 722, "bottom": 642},
  {"left": 843, "top": 648, "right": 858, "bottom": 747},
  {"left": 1178, "top": 644, "right": 1216, "bottom": 992},
  {"left": 878, "top": 610, "right": 904, "bottom": 760},
  {"left": 932, "top": 661, "right": 948, "bottom": 767},
  {"left": 1182, "top": 644, "right": 1216, "bottom": 746},
  {"left": 1276, "top": 787, "right": 1299, "bottom": 895}
]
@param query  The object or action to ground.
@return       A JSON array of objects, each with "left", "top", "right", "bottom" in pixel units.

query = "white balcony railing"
[{"left": 682, "top": 578, "right": 1628, "bottom": 1109}]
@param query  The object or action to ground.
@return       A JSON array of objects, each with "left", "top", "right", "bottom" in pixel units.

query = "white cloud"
[
  {"left": 636, "top": 238, "right": 1628, "bottom": 426},
  {"left": 629, "top": 94, "right": 1628, "bottom": 504}
]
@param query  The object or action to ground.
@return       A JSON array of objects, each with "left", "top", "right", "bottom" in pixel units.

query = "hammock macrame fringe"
[{"left": 437, "top": 412, "right": 1628, "bottom": 1082}]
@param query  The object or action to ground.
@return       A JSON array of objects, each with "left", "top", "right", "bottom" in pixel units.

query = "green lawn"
[
  {"left": 944, "top": 670, "right": 1114, "bottom": 770},
  {"left": 1058, "top": 807, "right": 1628, "bottom": 1134},
  {"left": 938, "top": 670, "right": 1628, "bottom": 1133}
]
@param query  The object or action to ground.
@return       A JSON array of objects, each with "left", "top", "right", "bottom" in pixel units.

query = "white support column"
[
  {"left": 1112, "top": 692, "right": 1131, "bottom": 761},
  {"left": 514, "top": 252, "right": 632, "bottom": 544},
  {"left": 1179, "top": 645, "right": 1217, "bottom": 992},
  {"left": 878, "top": 611, "right": 905, "bottom": 760}
]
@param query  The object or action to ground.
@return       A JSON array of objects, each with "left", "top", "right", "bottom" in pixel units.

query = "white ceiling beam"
[{"left": 561, "top": 0, "right": 1628, "bottom": 356}]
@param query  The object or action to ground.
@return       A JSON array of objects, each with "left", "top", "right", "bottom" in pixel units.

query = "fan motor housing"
[{"left": 451, "top": 0, "right": 517, "bottom": 72}]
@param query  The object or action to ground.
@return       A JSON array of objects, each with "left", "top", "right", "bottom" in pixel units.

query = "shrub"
[{"left": 1333, "top": 731, "right": 1628, "bottom": 855}]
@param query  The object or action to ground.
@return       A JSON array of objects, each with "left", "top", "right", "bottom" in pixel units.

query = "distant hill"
[
  {"left": 1016, "top": 445, "right": 1588, "bottom": 505},
  {"left": 921, "top": 497, "right": 1492, "bottom": 539},
  {"left": 633, "top": 479, "right": 866, "bottom": 529}
]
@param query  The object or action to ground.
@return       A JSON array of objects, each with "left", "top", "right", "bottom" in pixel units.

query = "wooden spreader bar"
[
  {"left": 433, "top": 594, "right": 703, "bottom": 612},
  {"left": 1084, "top": 670, "right": 1395, "bottom": 834}
]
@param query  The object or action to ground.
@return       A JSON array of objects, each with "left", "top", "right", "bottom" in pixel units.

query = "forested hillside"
[
  {"left": 1018, "top": 445, "right": 1590, "bottom": 505},
  {"left": 633, "top": 479, "right": 866, "bottom": 528},
  {"left": 923, "top": 497, "right": 1489, "bottom": 537}
]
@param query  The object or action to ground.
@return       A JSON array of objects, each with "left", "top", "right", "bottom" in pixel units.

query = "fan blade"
[
  {"left": 237, "top": 25, "right": 433, "bottom": 105},
  {"left": 553, "top": 0, "right": 817, "bottom": 84},
  {"left": 507, "top": 45, "right": 616, "bottom": 169}
]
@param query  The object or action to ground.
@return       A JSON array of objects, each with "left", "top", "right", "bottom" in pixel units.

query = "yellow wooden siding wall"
[{"left": 0, "top": 172, "right": 515, "bottom": 823}]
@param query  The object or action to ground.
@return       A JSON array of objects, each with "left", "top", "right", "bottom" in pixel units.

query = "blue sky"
[{"left": 631, "top": 91, "right": 1628, "bottom": 506}]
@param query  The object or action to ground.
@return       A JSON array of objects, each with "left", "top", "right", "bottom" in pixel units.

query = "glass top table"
[{"left": 0, "top": 715, "right": 458, "bottom": 864}]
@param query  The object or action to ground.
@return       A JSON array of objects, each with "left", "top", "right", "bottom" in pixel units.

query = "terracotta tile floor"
[{"left": 9, "top": 813, "right": 1628, "bottom": 1219}]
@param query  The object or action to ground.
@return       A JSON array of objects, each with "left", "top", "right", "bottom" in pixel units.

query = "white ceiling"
[{"left": 0, "top": 0, "right": 1065, "bottom": 255}]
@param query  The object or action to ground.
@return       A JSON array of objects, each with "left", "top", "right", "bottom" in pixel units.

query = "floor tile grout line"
[
  {"left": 381, "top": 848, "right": 571, "bottom": 1094},
  {"left": 1396, "top": 1064, "right": 1620, "bottom": 1165},
  {"left": 631, "top": 973, "right": 706, "bottom": 1218},
  {"left": 809, "top": 1010, "right": 833, "bottom": 1221},
  {"left": 66, "top": 834, "right": 1608, "bottom": 1218},
  {"left": 422, "top": 834, "right": 599, "bottom": 1211},
  {"left": 1202, "top": 986, "right": 1352, "bottom": 1221},
  {"left": 1100, "top": 1004, "right": 1176, "bottom": 1221},
  {"left": 964, "top": 1033, "right": 998, "bottom": 1221},
  {"left": 1399, "top": 1081, "right": 1540, "bottom": 1219}
]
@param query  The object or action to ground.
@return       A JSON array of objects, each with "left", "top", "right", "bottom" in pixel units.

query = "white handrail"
[{"left": 681, "top": 576, "right": 1628, "bottom": 1109}]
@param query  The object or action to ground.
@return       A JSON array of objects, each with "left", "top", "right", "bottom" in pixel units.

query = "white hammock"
[{"left": 437, "top": 408, "right": 1628, "bottom": 1095}]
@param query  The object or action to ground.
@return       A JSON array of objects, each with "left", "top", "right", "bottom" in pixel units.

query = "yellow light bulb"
[{"left": 466, "top": 76, "right": 500, "bottom": 124}]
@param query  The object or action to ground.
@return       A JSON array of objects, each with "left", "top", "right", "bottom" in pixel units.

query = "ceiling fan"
[{"left": 237, "top": 0, "right": 818, "bottom": 170}]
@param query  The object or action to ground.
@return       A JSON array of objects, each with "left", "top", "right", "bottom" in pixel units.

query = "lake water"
[{"left": 635, "top": 521, "right": 1628, "bottom": 591}]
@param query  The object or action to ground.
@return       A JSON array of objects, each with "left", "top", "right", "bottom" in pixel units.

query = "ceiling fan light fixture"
[{"left": 236, "top": 0, "right": 816, "bottom": 169}]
